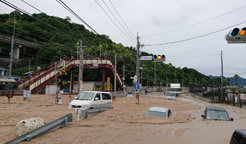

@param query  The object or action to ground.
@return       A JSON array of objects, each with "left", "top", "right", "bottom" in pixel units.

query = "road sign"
[
  {"left": 134, "top": 84, "right": 140, "bottom": 90},
  {"left": 58, "top": 93, "right": 62, "bottom": 98},
  {"left": 80, "top": 85, "right": 83, "bottom": 91},
  {"left": 140, "top": 56, "right": 152, "bottom": 60},
  {"left": 123, "top": 85, "right": 126, "bottom": 88},
  {"left": 134, "top": 75, "right": 138, "bottom": 83}
]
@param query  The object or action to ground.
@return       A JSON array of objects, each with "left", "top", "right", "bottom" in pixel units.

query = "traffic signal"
[
  {"left": 153, "top": 55, "right": 166, "bottom": 62},
  {"left": 225, "top": 27, "right": 246, "bottom": 44},
  {"left": 59, "top": 60, "right": 67, "bottom": 75}
]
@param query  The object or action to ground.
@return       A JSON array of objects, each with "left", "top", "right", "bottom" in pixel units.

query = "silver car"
[
  {"left": 145, "top": 107, "right": 172, "bottom": 118},
  {"left": 165, "top": 91, "right": 176, "bottom": 100},
  {"left": 126, "top": 91, "right": 134, "bottom": 97}
]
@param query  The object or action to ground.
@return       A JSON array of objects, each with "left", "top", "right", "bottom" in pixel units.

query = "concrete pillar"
[
  {"left": 102, "top": 68, "right": 105, "bottom": 91},
  {"left": 13, "top": 46, "right": 20, "bottom": 59},
  {"left": 71, "top": 69, "right": 74, "bottom": 93}
]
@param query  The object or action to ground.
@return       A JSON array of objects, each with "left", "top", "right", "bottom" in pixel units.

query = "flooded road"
[{"left": 1, "top": 93, "right": 245, "bottom": 144}]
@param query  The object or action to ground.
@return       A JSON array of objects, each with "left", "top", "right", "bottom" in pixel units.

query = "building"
[{"left": 0, "top": 67, "right": 21, "bottom": 81}]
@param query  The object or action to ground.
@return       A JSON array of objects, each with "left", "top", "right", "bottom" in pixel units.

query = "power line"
[
  {"left": 56, "top": 0, "right": 98, "bottom": 34},
  {"left": 0, "top": 21, "right": 78, "bottom": 54},
  {"left": 168, "top": 54, "right": 220, "bottom": 57},
  {"left": 108, "top": 0, "right": 136, "bottom": 39},
  {"left": 102, "top": 0, "right": 135, "bottom": 41},
  {"left": 143, "top": 5, "right": 246, "bottom": 38},
  {"left": 21, "top": 0, "right": 43, "bottom": 13},
  {"left": 95, "top": 0, "right": 135, "bottom": 44},
  {"left": 144, "top": 20, "right": 246, "bottom": 46},
  {"left": 0, "top": 0, "right": 79, "bottom": 41},
  {"left": 0, "top": 46, "right": 53, "bottom": 61},
  {"left": 0, "top": 4, "right": 12, "bottom": 12},
  {"left": 0, "top": 28, "right": 76, "bottom": 56}
]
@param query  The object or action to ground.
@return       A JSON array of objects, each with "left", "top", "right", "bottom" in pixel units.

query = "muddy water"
[
  {"left": 91, "top": 95, "right": 246, "bottom": 144},
  {"left": 1, "top": 93, "right": 246, "bottom": 144}
]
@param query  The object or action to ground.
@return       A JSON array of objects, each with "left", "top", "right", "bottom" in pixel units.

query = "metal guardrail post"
[{"left": 5, "top": 113, "right": 72, "bottom": 144}]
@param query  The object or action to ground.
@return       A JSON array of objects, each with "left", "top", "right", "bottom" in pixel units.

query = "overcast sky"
[{"left": 1, "top": 0, "right": 246, "bottom": 79}]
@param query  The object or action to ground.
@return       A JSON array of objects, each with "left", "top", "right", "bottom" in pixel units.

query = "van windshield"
[
  {"left": 76, "top": 92, "right": 95, "bottom": 100},
  {"left": 171, "top": 88, "right": 180, "bottom": 92},
  {"left": 166, "top": 92, "right": 176, "bottom": 97}
]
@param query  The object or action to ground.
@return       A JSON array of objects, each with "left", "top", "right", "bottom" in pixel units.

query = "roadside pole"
[
  {"left": 123, "top": 65, "right": 125, "bottom": 97},
  {"left": 114, "top": 53, "right": 117, "bottom": 97},
  {"left": 221, "top": 51, "right": 223, "bottom": 103},
  {"left": 78, "top": 40, "right": 83, "bottom": 94},
  {"left": 136, "top": 33, "right": 140, "bottom": 104}
]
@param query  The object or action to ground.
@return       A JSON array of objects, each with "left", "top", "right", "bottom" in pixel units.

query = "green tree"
[
  {"left": 226, "top": 77, "right": 231, "bottom": 86},
  {"left": 234, "top": 74, "right": 240, "bottom": 86}
]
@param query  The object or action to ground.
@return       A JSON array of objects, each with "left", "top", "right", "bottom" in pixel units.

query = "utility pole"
[
  {"left": 9, "top": 16, "right": 16, "bottom": 79},
  {"left": 123, "top": 65, "right": 125, "bottom": 97},
  {"left": 28, "top": 60, "right": 31, "bottom": 74},
  {"left": 166, "top": 65, "right": 168, "bottom": 92},
  {"left": 78, "top": 40, "right": 83, "bottom": 94},
  {"left": 136, "top": 33, "right": 140, "bottom": 82},
  {"left": 182, "top": 72, "right": 183, "bottom": 88},
  {"left": 221, "top": 51, "right": 224, "bottom": 103},
  {"left": 136, "top": 33, "right": 140, "bottom": 104},
  {"left": 141, "top": 70, "right": 143, "bottom": 86},
  {"left": 114, "top": 53, "right": 117, "bottom": 97},
  {"left": 154, "top": 62, "right": 156, "bottom": 87},
  {"left": 175, "top": 69, "right": 176, "bottom": 83}
]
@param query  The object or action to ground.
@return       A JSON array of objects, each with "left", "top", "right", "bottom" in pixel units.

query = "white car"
[
  {"left": 165, "top": 91, "right": 176, "bottom": 100},
  {"left": 68, "top": 91, "right": 112, "bottom": 109},
  {"left": 126, "top": 91, "right": 134, "bottom": 97}
]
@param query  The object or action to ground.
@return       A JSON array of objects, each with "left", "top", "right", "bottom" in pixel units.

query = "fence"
[{"left": 190, "top": 85, "right": 246, "bottom": 108}]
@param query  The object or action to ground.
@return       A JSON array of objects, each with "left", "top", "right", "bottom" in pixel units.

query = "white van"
[{"left": 68, "top": 91, "right": 112, "bottom": 109}]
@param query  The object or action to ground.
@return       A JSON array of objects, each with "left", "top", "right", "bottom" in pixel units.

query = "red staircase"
[{"left": 18, "top": 57, "right": 123, "bottom": 94}]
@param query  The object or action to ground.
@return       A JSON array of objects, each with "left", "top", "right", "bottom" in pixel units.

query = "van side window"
[
  {"left": 102, "top": 93, "right": 111, "bottom": 100},
  {"left": 95, "top": 93, "right": 101, "bottom": 100}
]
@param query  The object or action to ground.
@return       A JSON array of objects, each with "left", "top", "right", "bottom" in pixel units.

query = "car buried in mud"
[
  {"left": 145, "top": 107, "right": 172, "bottom": 118},
  {"left": 201, "top": 106, "right": 233, "bottom": 121}
]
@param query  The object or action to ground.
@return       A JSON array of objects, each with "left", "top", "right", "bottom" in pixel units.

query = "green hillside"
[{"left": 0, "top": 11, "right": 212, "bottom": 86}]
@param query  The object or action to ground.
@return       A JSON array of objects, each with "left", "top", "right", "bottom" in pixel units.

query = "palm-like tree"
[
  {"left": 226, "top": 77, "right": 231, "bottom": 86},
  {"left": 233, "top": 74, "right": 240, "bottom": 86}
]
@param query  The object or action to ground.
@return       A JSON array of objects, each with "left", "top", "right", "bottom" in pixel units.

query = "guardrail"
[
  {"left": 5, "top": 113, "right": 73, "bottom": 144},
  {"left": 82, "top": 107, "right": 113, "bottom": 118}
]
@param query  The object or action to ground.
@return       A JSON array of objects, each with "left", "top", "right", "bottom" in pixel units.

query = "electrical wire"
[
  {"left": 0, "top": 46, "right": 53, "bottom": 61},
  {"left": 0, "top": 0, "right": 79, "bottom": 41},
  {"left": 0, "top": 21, "right": 78, "bottom": 54},
  {"left": 0, "top": 4, "right": 12, "bottom": 12},
  {"left": 108, "top": 0, "right": 135, "bottom": 39},
  {"left": 0, "top": 28, "right": 76, "bottom": 56},
  {"left": 102, "top": 0, "right": 135, "bottom": 41},
  {"left": 143, "top": 5, "right": 246, "bottom": 38},
  {"left": 95, "top": 0, "right": 135, "bottom": 44},
  {"left": 56, "top": 0, "right": 98, "bottom": 34},
  {"left": 168, "top": 54, "right": 220, "bottom": 57},
  {"left": 21, "top": 0, "right": 43, "bottom": 13},
  {"left": 144, "top": 20, "right": 246, "bottom": 46}
]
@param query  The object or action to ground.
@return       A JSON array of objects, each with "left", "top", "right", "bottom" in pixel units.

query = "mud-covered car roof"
[
  {"left": 235, "top": 129, "right": 246, "bottom": 138},
  {"left": 206, "top": 106, "right": 227, "bottom": 112}
]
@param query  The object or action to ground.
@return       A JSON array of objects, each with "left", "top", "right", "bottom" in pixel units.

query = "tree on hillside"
[
  {"left": 234, "top": 74, "right": 240, "bottom": 86},
  {"left": 226, "top": 77, "right": 231, "bottom": 86}
]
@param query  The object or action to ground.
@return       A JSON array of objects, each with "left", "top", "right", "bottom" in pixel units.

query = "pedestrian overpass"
[{"left": 17, "top": 57, "right": 123, "bottom": 94}]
